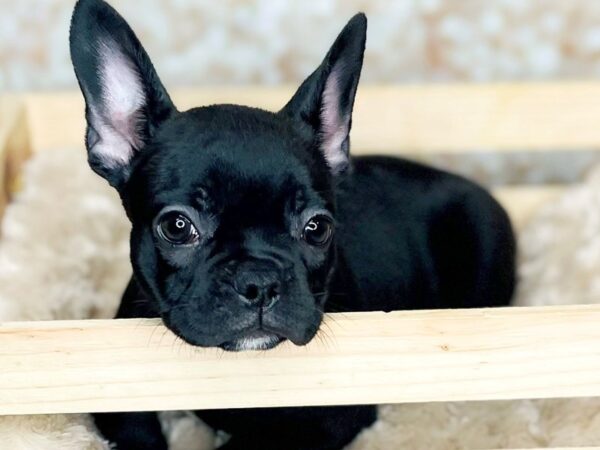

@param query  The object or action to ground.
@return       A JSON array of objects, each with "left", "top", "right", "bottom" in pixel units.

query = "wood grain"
[
  {"left": 22, "top": 82, "right": 600, "bottom": 154},
  {"left": 2, "top": 304, "right": 600, "bottom": 415}
]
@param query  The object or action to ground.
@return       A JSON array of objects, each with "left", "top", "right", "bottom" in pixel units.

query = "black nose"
[{"left": 233, "top": 266, "right": 281, "bottom": 309}]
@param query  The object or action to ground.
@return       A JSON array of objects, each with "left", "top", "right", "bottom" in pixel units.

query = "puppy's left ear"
[
  {"left": 280, "top": 13, "right": 366, "bottom": 175},
  {"left": 69, "top": 0, "right": 176, "bottom": 190}
]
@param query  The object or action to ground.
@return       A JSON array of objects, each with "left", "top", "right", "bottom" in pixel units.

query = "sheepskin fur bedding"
[{"left": 2, "top": 149, "right": 600, "bottom": 449}]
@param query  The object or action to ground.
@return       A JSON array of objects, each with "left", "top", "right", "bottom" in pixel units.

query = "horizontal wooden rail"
[
  {"left": 21, "top": 81, "right": 600, "bottom": 153},
  {"left": 2, "top": 304, "right": 600, "bottom": 415}
]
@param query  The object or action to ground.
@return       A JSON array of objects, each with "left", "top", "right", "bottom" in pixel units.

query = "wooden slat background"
[{"left": 21, "top": 82, "right": 600, "bottom": 154}]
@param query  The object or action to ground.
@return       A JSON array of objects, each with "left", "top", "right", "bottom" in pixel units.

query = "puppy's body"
[
  {"left": 111, "top": 155, "right": 514, "bottom": 450},
  {"left": 334, "top": 156, "right": 514, "bottom": 312},
  {"left": 70, "top": 1, "right": 516, "bottom": 449}
]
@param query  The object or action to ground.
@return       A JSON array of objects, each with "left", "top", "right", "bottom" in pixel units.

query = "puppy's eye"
[
  {"left": 302, "top": 216, "right": 334, "bottom": 247},
  {"left": 157, "top": 212, "right": 199, "bottom": 245}
]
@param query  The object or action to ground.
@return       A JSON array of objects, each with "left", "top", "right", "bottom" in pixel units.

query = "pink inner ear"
[
  {"left": 91, "top": 41, "right": 146, "bottom": 168},
  {"left": 320, "top": 67, "right": 350, "bottom": 173}
]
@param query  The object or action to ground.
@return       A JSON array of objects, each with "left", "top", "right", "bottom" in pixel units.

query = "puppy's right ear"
[
  {"left": 280, "top": 14, "right": 366, "bottom": 176},
  {"left": 70, "top": 0, "right": 176, "bottom": 190}
]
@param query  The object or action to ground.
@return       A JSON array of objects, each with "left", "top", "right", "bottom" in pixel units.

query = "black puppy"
[{"left": 70, "top": 0, "right": 516, "bottom": 449}]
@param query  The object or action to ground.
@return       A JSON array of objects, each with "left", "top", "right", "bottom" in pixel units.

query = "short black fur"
[{"left": 70, "top": 1, "right": 516, "bottom": 449}]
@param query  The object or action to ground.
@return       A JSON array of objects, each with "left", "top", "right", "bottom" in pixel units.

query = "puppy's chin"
[
  {"left": 161, "top": 298, "right": 324, "bottom": 350},
  {"left": 219, "top": 331, "right": 285, "bottom": 352}
]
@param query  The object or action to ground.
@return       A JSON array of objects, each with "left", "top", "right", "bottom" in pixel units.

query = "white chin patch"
[{"left": 231, "top": 334, "right": 282, "bottom": 351}]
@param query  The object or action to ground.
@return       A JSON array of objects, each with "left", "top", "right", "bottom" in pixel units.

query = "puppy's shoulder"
[
  {"left": 346, "top": 155, "right": 480, "bottom": 196},
  {"left": 340, "top": 155, "right": 505, "bottom": 221}
]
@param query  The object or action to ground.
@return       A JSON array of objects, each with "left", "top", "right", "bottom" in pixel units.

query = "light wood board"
[
  {"left": 2, "top": 305, "right": 600, "bottom": 415},
  {"left": 21, "top": 82, "right": 600, "bottom": 154}
]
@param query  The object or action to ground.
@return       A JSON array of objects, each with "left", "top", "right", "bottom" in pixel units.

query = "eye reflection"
[
  {"left": 302, "top": 216, "right": 334, "bottom": 246},
  {"left": 157, "top": 212, "right": 199, "bottom": 245}
]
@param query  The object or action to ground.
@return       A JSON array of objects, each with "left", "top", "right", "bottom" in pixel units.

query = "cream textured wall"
[
  {"left": 4, "top": 0, "right": 600, "bottom": 185},
  {"left": 3, "top": 0, "right": 600, "bottom": 91}
]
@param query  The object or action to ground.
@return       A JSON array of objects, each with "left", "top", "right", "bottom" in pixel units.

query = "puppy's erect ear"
[
  {"left": 69, "top": 0, "right": 176, "bottom": 189},
  {"left": 280, "top": 13, "right": 366, "bottom": 175}
]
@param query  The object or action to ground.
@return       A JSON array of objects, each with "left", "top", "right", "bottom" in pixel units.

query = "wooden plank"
[
  {"left": 2, "top": 304, "right": 600, "bottom": 415},
  {"left": 22, "top": 82, "right": 600, "bottom": 154},
  {"left": 23, "top": 91, "right": 84, "bottom": 154},
  {"left": 347, "top": 82, "right": 600, "bottom": 153}
]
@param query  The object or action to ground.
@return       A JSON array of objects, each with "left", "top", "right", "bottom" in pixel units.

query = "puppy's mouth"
[
  {"left": 219, "top": 330, "right": 285, "bottom": 352},
  {"left": 163, "top": 315, "right": 287, "bottom": 351},
  {"left": 161, "top": 297, "right": 323, "bottom": 351}
]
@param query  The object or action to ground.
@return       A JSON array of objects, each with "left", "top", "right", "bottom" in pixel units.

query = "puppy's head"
[{"left": 70, "top": 0, "right": 366, "bottom": 351}]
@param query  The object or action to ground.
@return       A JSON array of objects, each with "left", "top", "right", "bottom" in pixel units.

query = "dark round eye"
[
  {"left": 302, "top": 216, "right": 334, "bottom": 247},
  {"left": 157, "top": 212, "right": 199, "bottom": 245}
]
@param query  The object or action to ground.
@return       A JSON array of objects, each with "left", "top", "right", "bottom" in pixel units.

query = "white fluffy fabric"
[
  {"left": 2, "top": 149, "right": 600, "bottom": 449},
  {"left": 0, "top": 149, "right": 131, "bottom": 450},
  {"left": 0, "top": 414, "right": 109, "bottom": 450}
]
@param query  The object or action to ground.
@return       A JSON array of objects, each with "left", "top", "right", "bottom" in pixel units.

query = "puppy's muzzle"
[{"left": 232, "top": 260, "right": 281, "bottom": 310}]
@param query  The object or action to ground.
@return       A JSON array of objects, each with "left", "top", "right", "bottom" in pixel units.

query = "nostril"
[
  {"left": 244, "top": 284, "right": 260, "bottom": 301},
  {"left": 233, "top": 268, "right": 282, "bottom": 306},
  {"left": 267, "top": 283, "right": 280, "bottom": 301}
]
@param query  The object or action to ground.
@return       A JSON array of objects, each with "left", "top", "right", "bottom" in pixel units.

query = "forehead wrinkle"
[
  {"left": 199, "top": 153, "right": 329, "bottom": 223},
  {"left": 204, "top": 149, "right": 305, "bottom": 190},
  {"left": 139, "top": 122, "right": 326, "bottom": 215}
]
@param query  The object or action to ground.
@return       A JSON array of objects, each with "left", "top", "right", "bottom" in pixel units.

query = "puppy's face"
[
  {"left": 126, "top": 108, "right": 337, "bottom": 350},
  {"left": 70, "top": 0, "right": 366, "bottom": 350}
]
